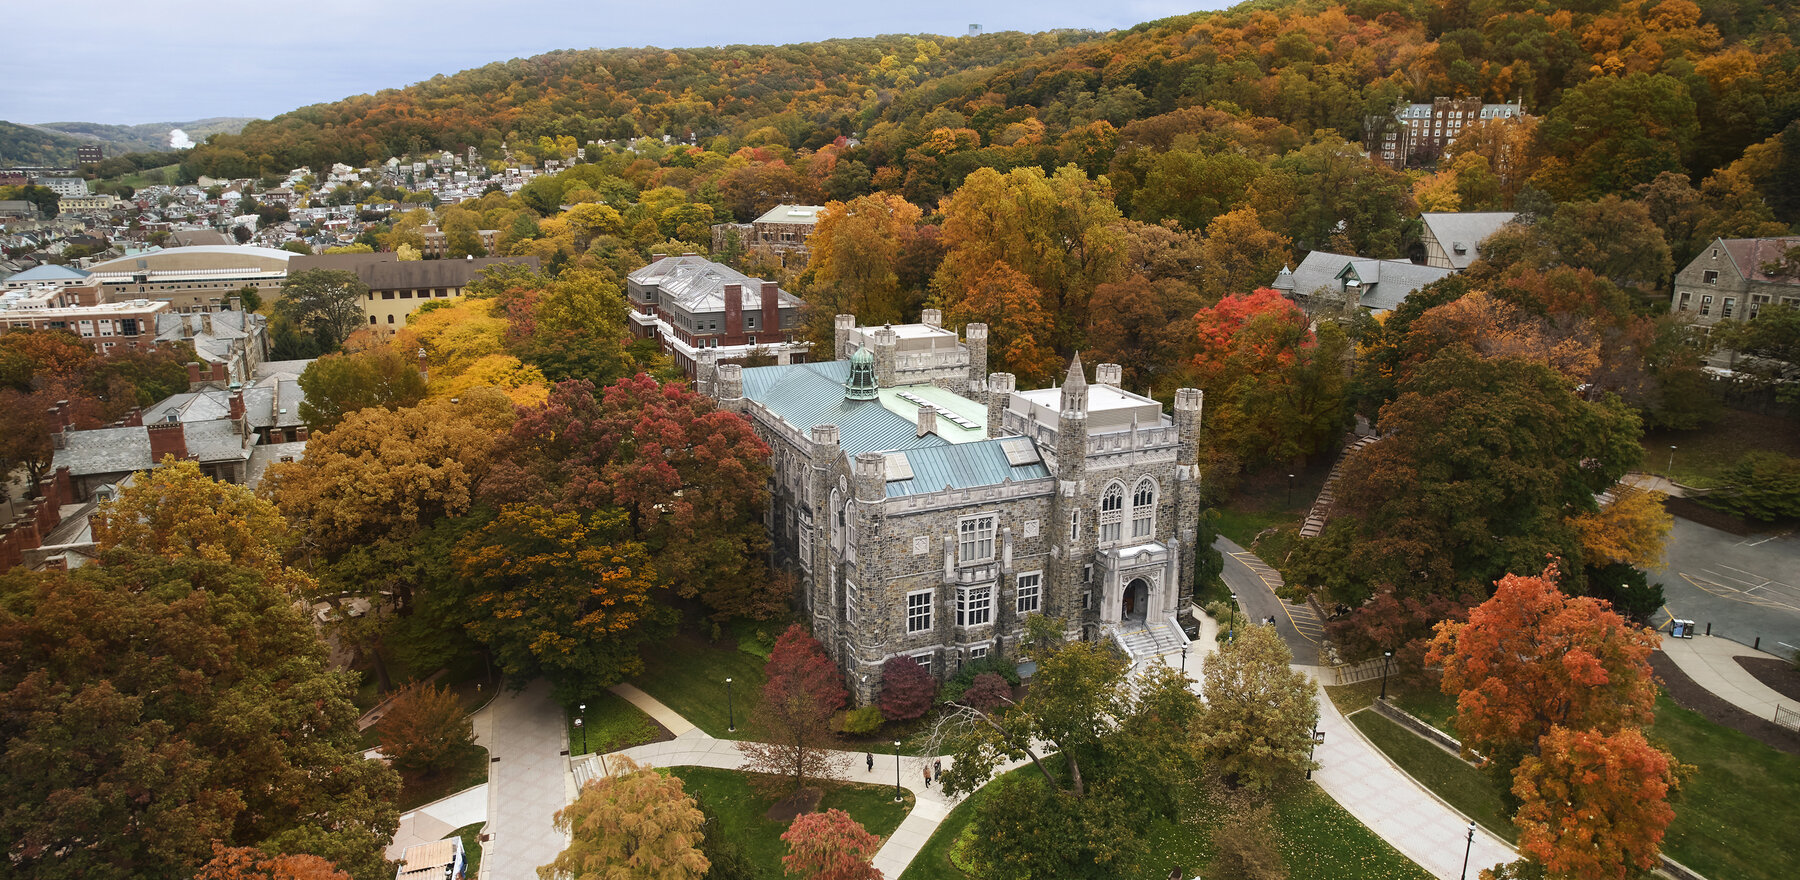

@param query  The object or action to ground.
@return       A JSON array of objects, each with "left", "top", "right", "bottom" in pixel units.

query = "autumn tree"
[
  {"left": 0, "top": 555, "right": 399, "bottom": 880},
  {"left": 1189, "top": 289, "right": 1351, "bottom": 471},
  {"left": 297, "top": 346, "right": 428, "bottom": 429},
  {"left": 1192, "top": 624, "right": 1319, "bottom": 793},
  {"left": 379, "top": 681, "right": 475, "bottom": 776},
  {"left": 941, "top": 262, "right": 1060, "bottom": 383},
  {"left": 1247, "top": 136, "right": 1414, "bottom": 257},
  {"left": 540, "top": 756, "right": 709, "bottom": 880},
  {"left": 877, "top": 655, "right": 936, "bottom": 722},
  {"left": 739, "top": 624, "right": 849, "bottom": 794},
  {"left": 1533, "top": 73, "right": 1699, "bottom": 200},
  {"left": 1511, "top": 726, "right": 1684, "bottom": 880},
  {"left": 196, "top": 844, "right": 352, "bottom": 880},
  {"left": 1569, "top": 486, "right": 1673, "bottom": 569},
  {"left": 95, "top": 457, "right": 314, "bottom": 595},
  {"left": 277, "top": 269, "right": 371, "bottom": 352},
  {"left": 486, "top": 376, "right": 780, "bottom": 620},
  {"left": 452, "top": 504, "right": 665, "bottom": 704},
  {"left": 803, "top": 193, "right": 924, "bottom": 346},
  {"left": 1086, "top": 273, "right": 1203, "bottom": 393},
  {"left": 1197, "top": 207, "right": 1293, "bottom": 301},
  {"left": 1426, "top": 564, "right": 1660, "bottom": 771},
  {"left": 1210, "top": 797, "right": 1289, "bottom": 880},
  {"left": 780, "top": 808, "right": 883, "bottom": 880}
]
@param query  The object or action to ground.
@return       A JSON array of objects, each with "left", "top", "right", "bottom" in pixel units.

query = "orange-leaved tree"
[
  {"left": 1511, "top": 725, "right": 1685, "bottom": 880},
  {"left": 196, "top": 844, "right": 351, "bottom": 880},
  {"left": 781, "top": 808, "right": 883, "bottom": 880},
  {"left": 1426, "top": 563, "right": 1659, "bottom": 770}
]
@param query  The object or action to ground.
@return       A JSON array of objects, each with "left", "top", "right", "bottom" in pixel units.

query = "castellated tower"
[
  {"left": 716, "top": 363, "right": 745, "bottom": 414},
  {"left": 986, "top": 372, "right": 1016, "bottom": 438},
  {"left": 872, "top": 326, "right": 898, "bottom": 388},
  {"left": 964, "top": 322, "right": 989, "bottom": 399},
  {"left": 835, "top": 314, "right": 857, "bottom": 360},
  {"left": 1174, "top": 387, "right": 1205, "bottom": 603}
]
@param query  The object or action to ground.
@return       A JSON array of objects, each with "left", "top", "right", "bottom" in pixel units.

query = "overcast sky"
[{"left": 4, "top": 1, "right": 1230, "bottom": 126}]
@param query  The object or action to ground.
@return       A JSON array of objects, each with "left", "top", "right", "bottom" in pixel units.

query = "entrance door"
[{"left": 1122, "top": 577, "right": 1149, "bottom": 621}]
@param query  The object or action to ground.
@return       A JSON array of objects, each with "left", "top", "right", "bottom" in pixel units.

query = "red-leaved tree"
[
  {"left": 195, "top": 843, "right": 351, "bottom": 880},
  {"left": 486, "top": 375, "right": 781, "bottom": 620},
  {"left": 739, "top": 624, "right": 849, "bottom": 794},
  {"left": 1425, "top": 563, "right": 1659, "bottom": 769},
  {"left": 780, "top": 808, "right": 883, "bottom": 880},
  {"left": 877, "top": 656, "right": 936, "bottom": 722},
  {"left": 1512, "top": 726, "right": 1684, "bottom": 880}
]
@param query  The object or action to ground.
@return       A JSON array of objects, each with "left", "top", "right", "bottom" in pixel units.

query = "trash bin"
[{"left": 1672, "top": 619, "right": 1696, "bottom": 639}]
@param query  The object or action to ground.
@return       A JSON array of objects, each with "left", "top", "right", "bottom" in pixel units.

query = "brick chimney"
[
  {"left": 723, "top": 282, "right": 743, "bottom": 338},
  {"left": 229, "top": 391, "right": 245, "bottom": 420},
  {"left": 760, "top": 281, "right": 781, "bottom": 339},
  {"left": 186, "top": 362, "right": 202, "bottom": 384},
  {"left": 297, "top": 426, "right": 310, "bottom": 442},
  {"left": 146, "top": 415, "right": 188, "bottom": 462}
]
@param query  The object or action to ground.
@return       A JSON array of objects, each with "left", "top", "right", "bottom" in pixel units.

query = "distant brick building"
[
  {"left": 626, "top": 253, "right": 809, "bottom": 376},
  {"left": 711, "top": 204, "right": 827, "bottom": 268},
  {"left": 77, "top": 145, "right": 104, "bottom": 164},
  {"left": 1367, "top": 97, "right": 1524, "bottom": 168}
]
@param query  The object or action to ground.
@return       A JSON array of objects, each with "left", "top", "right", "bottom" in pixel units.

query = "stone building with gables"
[{"left": 699, "top": 310, "right": 1204, "bottom": 701}]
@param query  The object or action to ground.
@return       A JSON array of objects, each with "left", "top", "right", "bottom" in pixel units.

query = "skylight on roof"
[
  {"left": 999, "top": 436, "right": 1041, "bottom": 466},
  {"left": 883, "top": 452, "right": 914, "bottom": 481}
]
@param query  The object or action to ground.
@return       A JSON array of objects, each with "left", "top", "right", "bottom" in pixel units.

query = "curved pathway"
[{"left": 1658, "top": 632, "right": 1797, "bottom": 722}]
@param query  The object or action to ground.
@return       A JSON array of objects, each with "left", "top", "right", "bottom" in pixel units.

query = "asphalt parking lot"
[{"left": 1650, "top": 516, "right": 1800, "bottom": 660}]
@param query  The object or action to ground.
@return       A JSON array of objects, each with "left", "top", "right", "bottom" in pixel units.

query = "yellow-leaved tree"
[{"left": 1569, "top": 485, "right": 1674, "bottom": 568}]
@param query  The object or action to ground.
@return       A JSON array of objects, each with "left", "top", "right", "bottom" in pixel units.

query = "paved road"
[
  {"left": 1216, "top": 535, "right": 1326, "bottom": 663},
  {"left": 1650, "top": 516, "right": 1800, "bottom": 658}
]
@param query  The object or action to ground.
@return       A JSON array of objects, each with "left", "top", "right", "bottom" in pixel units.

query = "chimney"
[
  {"left": 53, "top": 400, "right": 71, "bottom": 429},
  {"left": 723, "top": 282, "right": 743, "bottom": 337},
  {"left": 124, "top": 407, "right": 142, "bottom": 427},
  {"left": 760, "top": 281, "right": 780, "bottom": 338},
  {"left": 146, "top": 416, "right": 188, "bottom": 462},
  {"left": 200, "top": 312, "right": 213, "bottom": 336},
  {"left": 229, "top": 391, "right": 245, "bottom": 420},
  {"left": 917, "top": 405, "right": 938, "bottom": 438},
  {"left": 297, "top": 426, "right": 310, "bottom": 442},
  {"left": 186, "top": 362, "right": 201, "bottom": 385},
  {"left": 651, "top": 252, "right": 667, "bottom": 263},
  {"left": 229, "top": 294, "right": 242, "bottom": 311}
]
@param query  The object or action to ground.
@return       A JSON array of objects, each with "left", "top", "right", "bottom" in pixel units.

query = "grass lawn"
[
  {"left": 448, "top": 822, "right": 483, "bottom": 877},
  {"left": 900, "top": 767, "right": 1431, "bottom": 880},
  {"left": 1333, "top": 685, "right": 1800, "bottom": 880},
  {"left": 396, "top": 742, "right": 489, "bottom": 812},
  {"left": 670, "top": 767, "right": 913, "bottom": 876},
  {"left": 1214, "top": 506, "right": 1298, "bottom": 547},
  {"left": 1327, "top": 679, "right": 1461, "bottom": 736},
  {"left": 1644, "top": 410, "right": 1800, "bottom": 489},
  {"left": 634, "top": 629, "right": 772, "bottom": 739},
  {"left": 567, "top": 690, "right": 664, "bottom": 756}
]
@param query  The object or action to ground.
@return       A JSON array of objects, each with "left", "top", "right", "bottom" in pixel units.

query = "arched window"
[
  {"left": 1099, "top": 482, "right": 1124, "bottom": 544},
  {"left": 830, "top": 488, "right": 845, "bottom": 552},
  {"left": 1131, "top": 478, "right": 1157, "bottom": 539}
]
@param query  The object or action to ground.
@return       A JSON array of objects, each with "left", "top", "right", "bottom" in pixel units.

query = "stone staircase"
[
  {"left": 1300, "top": 433, "right": 1381, "bottom": 538},
  {"left": 1109, "top": 617, "right": 1190, "bottom": 665}
]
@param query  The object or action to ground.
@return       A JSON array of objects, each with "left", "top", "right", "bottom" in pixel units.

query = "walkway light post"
[
  {"left": 1460, "top": 821, "right": 1476, "bottom": 880},
  {"left": 1379, "top": 650, "right": 1394, "bottom": 701},
  {"left": 1306, "top": 727, "right": 1325, "bottom": 779},
  {"left": 1287, "top": 473, "right": 1295, "bottom": 507},
  {"left": 573, "top": 717, "right": 585, "bottom": 755},
  {"left": 893, "top": 741, "right": 903, "bottom": 802},
  {"left": 725, "top": 678, "right": 736, "bottom": 732},
  {"left": 1668, "top": 445, "right": 1677, "bottom": 480},
  {"left": 1181, "top": 641, "right": 1190, "bottom": 674},
  {"left": 1227, "top": 592, "right": 1238, "bottom": 641}
]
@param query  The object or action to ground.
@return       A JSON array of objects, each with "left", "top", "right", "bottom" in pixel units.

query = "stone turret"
[
  {"left": 873, "top": 326, "right": 898, "bottom": 388},
  {"left": 921, "top": 308, "right": 942, "bottom": 328},
  {"left": 1095, "top": 363, "right": 1122, "bottom": 387},
  {"left": 986, "top": 372, "right": 1016, "bottom": 438},
  {"left": 835, "top": 314, "right": 856, "bottom": 360},
  {"left": 716, "top": 363, "right": 745, "bottom": 413},
  {"left": 695, "top": 349, "right": 718, "bottom": 397},
  {"left": 1056, "top": 354, "right": 1088, "bottom": 486},
  {"left": 853, "top": 451, "right": 886, "bottom": 502},
  {"left": 1174, "top": 387, "right": 1205, "bottom": 603},
  {"left": 965, "top": 322, "right": 989, "bottom": 399}
]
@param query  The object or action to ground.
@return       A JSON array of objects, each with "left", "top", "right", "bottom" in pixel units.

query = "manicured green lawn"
[
  {"left": 899, "top": 768, "right": 1431, "bottom": 880},
  {"left": 1644, "top": 411, "right": 1800, "bottom": 489},
  {"left": 1335, "top": 686, "right": 1800, "bottom": 880},
  {"left": 567, "top": 690, "right": 664, "bottom": 756},
  {"left": 634, "top": 630, "right": 772, "bottom": 739},
  {"left": 448, "top": 822, "right": 483, "bottom": 877},
  {"left": 670, "top": 767, "right": 913, "bottom": 877},
  {"left": 396, "top": 742, "right": 489, "bottom": 812},
  {"left": 1327, "top": 679, "right": 1461, "bottom": 736},
  {"left": 1214, "top": 507, "right": 1298, "bottom": 548},
  {"left": 1348, "top": 710, "right": 1513, "bottom": 841}
]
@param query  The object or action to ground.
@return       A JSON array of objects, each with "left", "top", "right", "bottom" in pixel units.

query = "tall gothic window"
[
  {"left": 1099, "top": 483, "right": 1124, "bottom": 544},
  {"left": 1131, "top": 478, "right": 1157, "bottom": 539}
]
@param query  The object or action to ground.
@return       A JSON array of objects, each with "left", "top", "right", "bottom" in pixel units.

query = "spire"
[
  {"left": 1060, "top": 352, "right": 1087, "bottom": 416},
  {"left": 844, "top": 346, "right": 879, "bottom": 400}
]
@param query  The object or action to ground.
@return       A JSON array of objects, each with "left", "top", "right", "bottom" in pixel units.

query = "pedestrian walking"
[
  {"left": 933, "top": 759, "right": 942, "bottom": 782},
  {"left": 866, "top": 752, "right": 874, "bottom": 773},
  {"left": 923, "top": 764, "right": 932, "bottom": 788}
]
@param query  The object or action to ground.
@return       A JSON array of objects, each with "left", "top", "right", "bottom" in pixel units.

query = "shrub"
[
  {"left": 381, "top": 681, "right": 474, "bottom": 775},
  {"left": 878, "top": 656, "right": 936, "bottom": 721},
  {"left": 840, "top": 705, "right": 884, "bottom": 736},
  {"left": 962, "top": 673, "right": 1013, "bottom": 712},
  {"left": 939, "top": 653, "right": 1021, "bottom": 704}
]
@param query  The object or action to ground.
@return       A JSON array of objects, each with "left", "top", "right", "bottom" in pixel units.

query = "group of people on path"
[{"left": 863, "top": 753, "right": 943, "bottom": 787}]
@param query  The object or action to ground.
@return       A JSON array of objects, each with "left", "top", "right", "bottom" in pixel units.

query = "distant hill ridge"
[{"left": 0, "top": 118, "right": 255, "bottom": 165}]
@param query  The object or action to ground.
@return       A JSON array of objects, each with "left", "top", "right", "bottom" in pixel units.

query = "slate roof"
[
  {"left": 628, "top": 255, "right": 803, "bottom": 314},
  {"left": 1718, "top": 236, "right": 1800, "bottom": 285},
  {"left": 56, "top": 426, "right": 153, "bottom": 476},
  {"left": 1273, "top": 251, "right": 1455, "bottom": 313},
  {"left": 1420, "top": 212, "right": 1516, "bottom": 269}
]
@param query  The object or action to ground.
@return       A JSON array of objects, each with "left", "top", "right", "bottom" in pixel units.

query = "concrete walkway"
[
  {"left": 1659, "top": 633, "right": 1798, "bottom": 721},
  {"left": 482, "top": 678, "right": 570, "bottom": 880},
  {"left": 385, "top": 783, "right": 488, "bottom": 861},
  {"left": 1307, "top": 668, "right": 1518, "bottom": 879}
]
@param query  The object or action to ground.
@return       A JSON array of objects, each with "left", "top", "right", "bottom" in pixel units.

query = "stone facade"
[
  {"left": 707, "top": 314, "right": 1204, "bottom": 702},
  {"left": 1671, "top": 236, "right": 1800, "bottom": 328}
]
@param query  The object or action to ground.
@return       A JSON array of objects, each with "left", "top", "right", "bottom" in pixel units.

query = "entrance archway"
[{"left": 1122, "top": 577, "right": 1150, "bottom": 622}]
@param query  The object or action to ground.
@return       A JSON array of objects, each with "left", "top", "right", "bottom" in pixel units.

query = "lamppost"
[
  {"left": 1306, "top": 727, "right": 1325, "bottom": 779},
  {"left": 1379, "top": 650, "right": 1394, "bottom": 701},
  {"left": 1227, "top": 592, "right": 1238, "bottom": 641},
  {"left": 725, "top": 678, "right": 735, "bottom": 733},
  {"left": 893, "top": 741, "right": 903, "bottom": 803},
  {"left": 1667, "top": 445, "right": 1677, "bottom": 480},
  {"left": 1460, "top": 820, "right": 1476, "bottom": 880},
  {"left": 1181, "top": 640, "right": 1190, "bottom": 674},
  {"left": 1287, "top": 473, "right": 1296, "bottom": 507},
  {"left": 573, "top": 717, "right": 585, "bottom": 755}
]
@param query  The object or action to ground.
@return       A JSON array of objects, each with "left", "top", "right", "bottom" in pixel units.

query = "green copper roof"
[
  {"left": 844, "top": 346, "right": 879, "bottom": 400},
  {"left": 882, "top": 439, "right": 1051, "bottom": 498}
]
